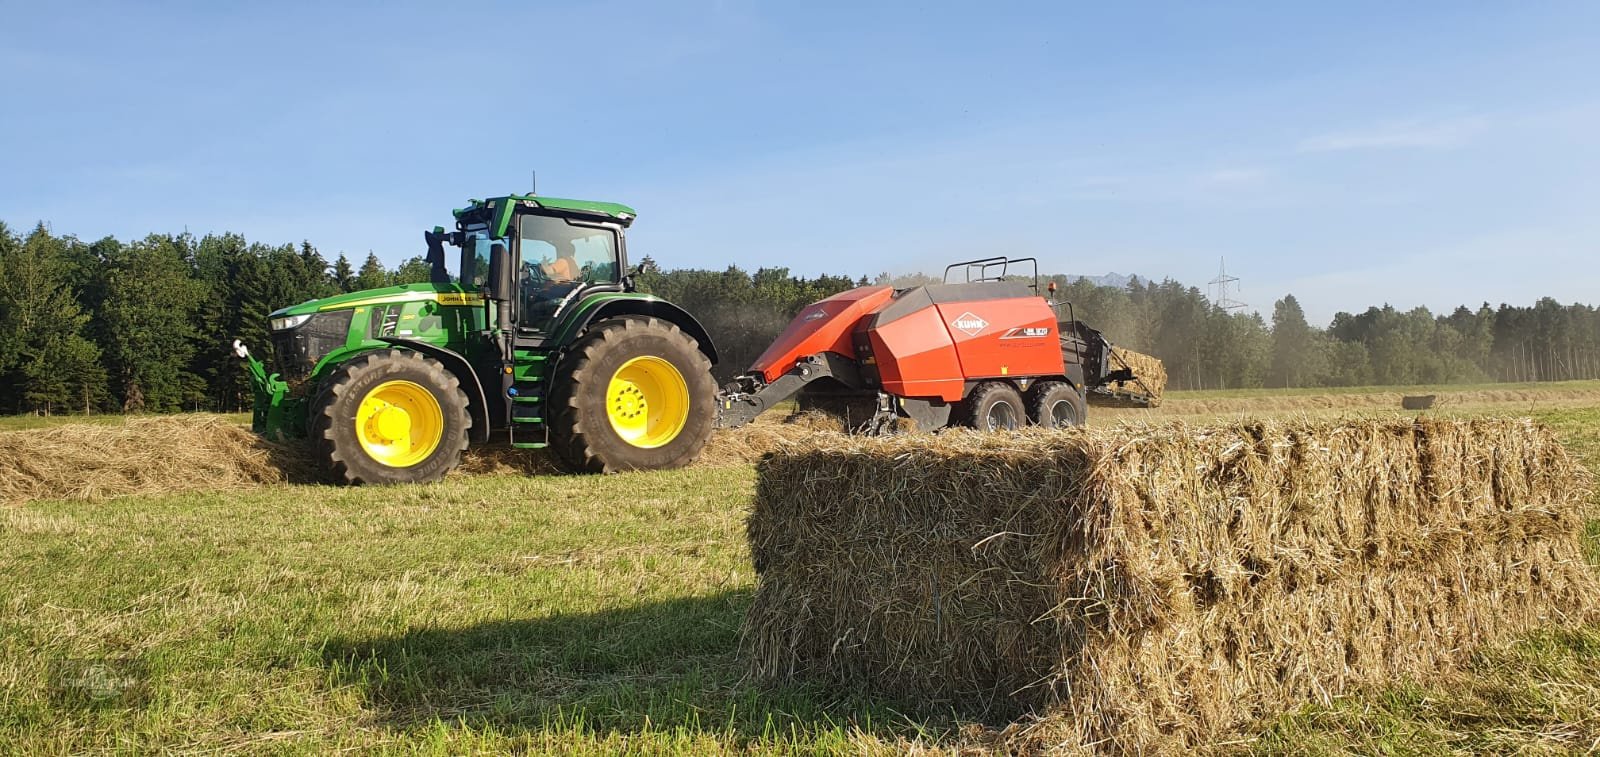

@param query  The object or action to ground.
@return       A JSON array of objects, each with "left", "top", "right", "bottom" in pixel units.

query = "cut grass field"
[
  {"left": 1162, "top": 378, "right": 1600, "bottom": 401},
  {"left": 0, "top": 412, "right": 251, "bottom": 433},
  {"left": 1, "top": 390, "right": 1597, "bottom": 754}
]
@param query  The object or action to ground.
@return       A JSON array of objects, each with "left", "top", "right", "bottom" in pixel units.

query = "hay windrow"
[
  {"left": 0, "top": 416, "right": 322, "bottom": 506},
  {"left": 742, "top": 418, "right": 1600, "bottom": 752},
  {"left": 1129, "top": 385, "right": 1600, "bottom": 417},
  {"left": 0, "top": 413, "right": 831, "bottom": 505}
]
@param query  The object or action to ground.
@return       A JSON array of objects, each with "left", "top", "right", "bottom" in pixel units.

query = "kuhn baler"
[{"left": 716, "top": 257, "right": 1158, "bottom": 433}]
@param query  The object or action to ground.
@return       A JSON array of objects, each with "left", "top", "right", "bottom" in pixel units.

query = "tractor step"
[{"left": 510, "top": 441, "right": 548, "bottom": 449}]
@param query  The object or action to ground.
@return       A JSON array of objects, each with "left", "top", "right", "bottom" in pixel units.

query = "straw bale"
[
  {"left": 743, "top": 418, "right": 1599, "bottom": 751},
  {"left": 1107, "top": 347, "right": 1166, "bottom": 406}
]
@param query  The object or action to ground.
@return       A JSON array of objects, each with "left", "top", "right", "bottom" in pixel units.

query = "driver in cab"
[{"left": 540, "top": 239, "right": 581, "bottom": 282}]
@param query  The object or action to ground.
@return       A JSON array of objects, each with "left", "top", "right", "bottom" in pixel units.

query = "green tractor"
[{"left": 234, "top": 194, "right": 720, "bottom": 483}]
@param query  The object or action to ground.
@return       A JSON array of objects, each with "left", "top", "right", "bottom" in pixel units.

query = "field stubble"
[{"left": 0, "top": 385, "right": 1597, "bottom": 753}]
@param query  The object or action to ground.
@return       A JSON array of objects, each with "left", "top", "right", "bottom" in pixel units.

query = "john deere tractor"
[{"left": 235, "top": 194, "right": 719, "bottom": 483}]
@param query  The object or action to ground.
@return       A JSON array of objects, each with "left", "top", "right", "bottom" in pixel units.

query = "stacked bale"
[{"left": 743, "top": 419, "right": 1599, "bottom": 751}]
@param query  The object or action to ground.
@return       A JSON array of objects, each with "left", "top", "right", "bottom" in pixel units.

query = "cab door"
[{"left": 515, "top": 213, "right": 625, "bottom": 337}]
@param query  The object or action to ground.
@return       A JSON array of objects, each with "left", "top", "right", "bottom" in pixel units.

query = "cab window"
[{"left": 518, "top": 215, "right": 619, "bottom": 284}]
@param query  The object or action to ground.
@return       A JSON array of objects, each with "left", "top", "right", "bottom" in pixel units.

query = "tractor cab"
[{"left": 444, "top": 194, "right": 635, "bottom": 340}]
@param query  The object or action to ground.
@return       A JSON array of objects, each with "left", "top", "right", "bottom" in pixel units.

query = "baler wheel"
[
  {"left": 960, "top": 381, "right": 1025, "bottom": 432},
  {"left": 1027, "top": 381, "right": 1086, "bottom": 428}
]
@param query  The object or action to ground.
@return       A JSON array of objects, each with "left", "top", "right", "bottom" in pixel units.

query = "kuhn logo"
[{"left": 952, "top": 312, "right": 988, "bottom": 336}]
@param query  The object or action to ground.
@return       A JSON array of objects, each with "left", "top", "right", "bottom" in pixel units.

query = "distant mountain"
[{"left": 1067, "top": 272, "right": 1140, "bottom": 289}]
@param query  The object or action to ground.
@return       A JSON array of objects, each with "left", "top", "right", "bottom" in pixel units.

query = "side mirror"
[
  {"left": 424, "top": 228, "right": 451, "bottom": 284},
  {"left": 486, "top": 241, "right": 514, "bottom": 302}
]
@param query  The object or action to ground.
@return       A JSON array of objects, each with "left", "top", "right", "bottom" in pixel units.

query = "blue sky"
[{"left": 3, "top": 2, "right": 1597, "bottom": 323}]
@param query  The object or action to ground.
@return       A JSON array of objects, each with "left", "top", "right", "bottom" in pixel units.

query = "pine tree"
[
  {"left": 356, "top": 252, "right": 389, "bottom": 291},
  {"left": 332, "top": 253, "right": 355, "bottom": 292},
  {"left": 391, "top": 256, "right": 433, "bottom": 285},
  {"left": 299, "top": 241, "right": 334, "bottom": 298},
  {"left": 0, "top": 224, "right": 107, "bottom": 414},
  {"left": 0, "top": 222, "right": 16, "bottom": 385},
  {"left": 97, "top": 235, "right": 207, "bottom": 411},
  {"left": 1269, "top": 295, "right": 1323, "bottom": 387}
]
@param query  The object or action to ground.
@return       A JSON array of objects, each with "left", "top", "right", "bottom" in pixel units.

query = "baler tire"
[
  {"left": 1027, "top": 381, "right": 1086, "bottom": 429},
  {"left": 959, "top": 381, "right": 1026, "bottom": 432},
  {"left": 311, "top": 349, "right": 471, "bottom": 485},
  {"left": 548, "top": 316, "right": 716, "bottom": 473}
]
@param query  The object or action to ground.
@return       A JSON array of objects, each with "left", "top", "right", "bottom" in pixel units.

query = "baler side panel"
[
  {"left": 751, "top": 285, "right": 895, "bottom": 384},
  {"left": 868, "top": 306, "right": 966, "bottom": 401},
  {"left": 934, "top": 298, "right": 1066, "bottom": 380}
]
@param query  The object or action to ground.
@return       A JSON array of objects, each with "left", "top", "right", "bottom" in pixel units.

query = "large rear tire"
[
  {"left": 311, "top": 349, "right": 471, "bottom": 485},
  {"left": 548, "top": 316, "right": 716, "bottom": 473},
  {"left": 959, "top": 381, "right": 1025, "bottom": 432},
  {"left": 1026, "top": 381, "right": 1086, "bottom": 428}
]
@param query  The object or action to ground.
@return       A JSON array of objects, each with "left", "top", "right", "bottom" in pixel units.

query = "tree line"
[
  {"left": 0, "top": 222, "right": 436, "bottom": 414},
  {"left": 1035, "top": 274, "right": 1600, "bottom": 391},
  {"left": 1, "top": 220, "right": 1596, "bottom": 415}
]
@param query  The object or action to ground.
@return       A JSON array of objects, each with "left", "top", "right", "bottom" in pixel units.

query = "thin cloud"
[{"left": 1297, "top": 116, "right": 1489, "bottom": 153}]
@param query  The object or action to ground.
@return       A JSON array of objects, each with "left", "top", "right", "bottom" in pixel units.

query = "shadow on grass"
[
  {"left": 322, "top": 589, "right": 946, "bottom": 744},
  {"left": 258, "top": 439, "right": 344, "bottom": 485}
]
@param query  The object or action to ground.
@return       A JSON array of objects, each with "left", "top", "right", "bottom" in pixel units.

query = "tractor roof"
[{"left": 455, "top": 194, "right": 637, "bottom": 238}]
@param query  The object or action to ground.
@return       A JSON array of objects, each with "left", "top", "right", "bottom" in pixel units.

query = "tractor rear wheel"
[
  {"left": 548, "top": 316, "right": 716, "bottom": 473},
  {"left": 311, "top": 349, "right": 471, "bottom": 484},
  {"left": 1027, "top": 381, "right": 1086, "bottom": 428},
  {"left": 960, "top": 381, "right": 1025, "bottom": 432}
]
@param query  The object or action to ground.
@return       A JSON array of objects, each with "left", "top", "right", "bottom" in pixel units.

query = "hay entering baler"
[{"left": 714, "top": 257, "right": 1164, "bottom": 432}]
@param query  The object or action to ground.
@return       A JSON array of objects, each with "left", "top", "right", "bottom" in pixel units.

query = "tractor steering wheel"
[{"left": 523, "top": 259, "right": 548, "bottom": 285}]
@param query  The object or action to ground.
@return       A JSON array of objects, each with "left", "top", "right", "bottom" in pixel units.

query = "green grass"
[
  {"left": 0, "top": 467, "right": 926, "bottom": 754},
  {"left": 0, "top": 400, "right": 1597, "bottom": 753},
  {"left": 0, "top": 412, "right": 250, "bottom": 432}
]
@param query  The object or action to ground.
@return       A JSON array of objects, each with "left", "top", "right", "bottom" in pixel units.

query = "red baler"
[{"left": 716, "top": 257, "right": 1155, "bottom": 432}]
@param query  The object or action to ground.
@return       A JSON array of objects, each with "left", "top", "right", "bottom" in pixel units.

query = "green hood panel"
[{"left": 270, "top": 282, "right": 482, "bottom": 318}]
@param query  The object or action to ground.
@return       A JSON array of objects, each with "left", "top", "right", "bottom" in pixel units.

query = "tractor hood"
[{"left": 269, "top": 282, "right": 484, "bottom": 319}]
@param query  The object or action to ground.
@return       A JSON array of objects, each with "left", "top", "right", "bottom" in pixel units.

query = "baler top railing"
[{"left": 942, "top": 256, "right": 1040, "bottom": 292}]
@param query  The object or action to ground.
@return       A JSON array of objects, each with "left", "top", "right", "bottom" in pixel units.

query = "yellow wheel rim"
[
  {"left": 606, "top": 356, "right": 689, "bottom": 448},
  {"left": 355, "top": 380, "right": 444, "bottom": 467}
]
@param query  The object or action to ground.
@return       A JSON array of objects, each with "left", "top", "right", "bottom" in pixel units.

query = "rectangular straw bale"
[
  {"left": 1108, "top": 346, "right": 1166, "bottom": 405},
  {"left": 742, "top": 418, "right": 1599, "bottom": 751}
]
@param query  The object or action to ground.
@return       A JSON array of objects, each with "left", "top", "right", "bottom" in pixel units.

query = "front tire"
[
  {"left": 548, "top": 316, "right": 716, "bottom": 473},
  {"left": 311, "top": 349, "right": 471, "bottom": 484}
]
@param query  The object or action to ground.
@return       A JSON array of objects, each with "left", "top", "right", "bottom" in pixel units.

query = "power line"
[{"left": 1209, "top": 257, "right": 1247, "bottom": 311}]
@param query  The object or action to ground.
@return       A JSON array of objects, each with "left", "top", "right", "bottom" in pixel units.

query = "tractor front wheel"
[
  {"left": 548, "top": 316, "right": 716, "bottom": 473},
  {"left": 310, "top": 349, "right": 471, "bottom": 484}
]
